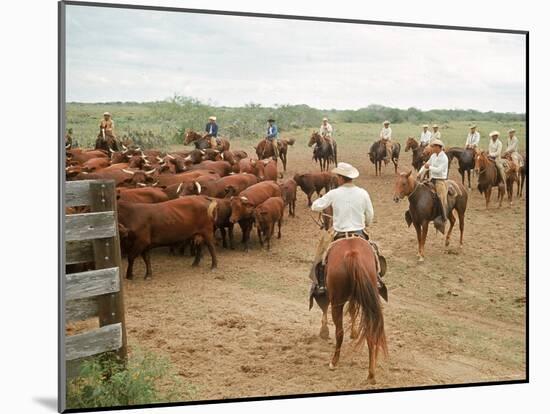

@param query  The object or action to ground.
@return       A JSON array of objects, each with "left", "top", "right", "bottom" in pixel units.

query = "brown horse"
[
  {"left": 502, "top": 154, "right": 521, "bottom": 206},
  {"left": 254, "top": 137, "right": 295, "bottom": 171},
  {"left": 446, "top": 147, "right": 476, "bottom": 190},
  {"left": 404, "top": 137, "right": 427, "bottom": 171},
  {"left": 185, "top": 130, "right": 230, "bottom": 151},
  {"left": 308, "top": 132, "right": 337, "bottom": 172},
  {"left": 474, "top": 151, "right": 505, "bottom": 209},
  {"left": 393, "top": 172, "right": 468, "bottom": 262},
  {"left": 369, "top": 140, "right": 401, "bottom": 176},
  {"left": 313, "top": 238, "right": 387, "bottom": 383},
  {"left": 518, "top": 152, "right": 527, "bottom": 198}
]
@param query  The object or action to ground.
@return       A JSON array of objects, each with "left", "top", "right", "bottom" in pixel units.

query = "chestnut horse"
[
  {"left": 308, "top": 132, "right": 337, "bottom": 172},
  {"left": 185, "top": 130, "right": 230, "bottom": 151},
  {"left": 393, "top": 171, "right": 468, "bottom": 262},
  {"left": 313, "top": 238, "right": 387, "bottom": 384},
  {"left": 474, "top": 151, "right": 505, "bottom": 209},
  {"left": 255, "top": 137, "right": 296, "bottom": 171},
  {"left": 404, "top": 137, "right": 427, "bottom": 171},
  {"left": 369, "top": 140, "right": 401, "bottom": 176},
  {"left": 502, "top": 153, "right": 521, "bottom": 206}
]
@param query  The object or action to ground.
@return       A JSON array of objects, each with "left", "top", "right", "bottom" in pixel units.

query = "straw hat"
[
  {"left": 508, "top": 128, "right": 516, "bottom": 134},
  {"left": 489, "top": 130, "right": 500, "bottom": 137},
  {"left": 208, "top": 116, "right": 216, "bottom": 121},
  {"left": 432, "top": 124, "right": 439, "bottom": 128},
  {"left": 103, "top": 112, "right": 111, "bottom": 116},
  {"left": 470, "top": 124, "right": 477, "bottom": 129},
  {"left": 383, "top": 120, "right": 390, "bottom": 125},
  {"left": 332, "top": 162, "right": 359, "bottom": 179},
  {"left": 322, "top": 117, "right": 328, "bottom": 122},
  {"left": 422, "top": 124, "right": 429, "bottom": 128},
  {"left": 431, "top": 139, "right": 444, "bottom": 148}
]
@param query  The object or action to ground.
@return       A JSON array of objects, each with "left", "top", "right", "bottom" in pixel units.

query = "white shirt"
[
  {"left": 506, "top": 136, "right": 519, "bottom": 153},
  {"left": 488, "top": 139, "right": 503, "bottom": 159},
  {"left": 465, "top": 131, "right": 480, "bottom": 146},
  {"left": 320, "top": 123, "right": 333, "bottom": 137},
  {"left": 418, "top": 151, "right": 449, "bottom": 180},
  {"left": 380, "top": 127, "right": 392, "bottom": 140},
  {"left": 311, "top": 184, "right": 374, "bottom": 232},
  {"left": 431, "top": 130, "right": 441, "bottom": 142},
  {"left": 420, "top": 130, "right": 432, "bottom": 144}
]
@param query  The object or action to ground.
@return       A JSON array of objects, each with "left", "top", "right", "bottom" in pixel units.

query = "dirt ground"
[{"left": 120, "top": 139, "right": 526, "bottom": 401}]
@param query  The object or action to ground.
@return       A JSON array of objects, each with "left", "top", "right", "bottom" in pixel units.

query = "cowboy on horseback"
[
  {"left": 465, "top": 124, "right": 480, "bottom": 150},
  {"left": 379, "top": 120, "right": 393, "bottom": 164},
  {"left": 320, "top": 117, "right": 336, "bottom": 157},
  {"left": 418, "top": 139, "right": 449, "bottom": 231},
  {"left": 488, "top": 131, "right": 507, "bottom": 184},
  {"left": 431, "top": 124, "right": 441, "bottom": 143},
  {"left": 503, "top": 128, "right": 524, "bottom": 168},
  {"left": 266, "top": 118, "right": 279, "bottom": 160},
  {"left": 96, "top": 112, "right": 119, "bottom": 151},
  {"left": 419, "top": 124, "right": 431, "bottom": 147},
  {"left": 309, "top": 162, "right": 387, "bottom": 298},
  {"left": 205, "top": 116, "right": 220, "bottom": 149}
]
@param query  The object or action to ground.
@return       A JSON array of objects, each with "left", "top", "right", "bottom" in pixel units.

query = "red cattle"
[
  {"left": 185, "top": 160, "right": 232, "bottom": 177},
  {"left": 254, "top": 197, "right": 284, "bottom": 250},
  {"left": 204, "top": 197, "right": 235, "bottom": 249},
  {"left": 156, "top": 169, "right": 219, "bottom": 187},
  {"left": 293, "top": 172, "right": 337, "bottom": 206},
  {"left": 279, "top": 178, "right": 297, "bottom": 217},
  {"left": 81, "top": 157, "right": 110, "bottom": 172},
  {"left": 176, "top": 174, "right": 224, "bottom": 197},
  {"left": 117, "top": 196, "right": 218, "bottom": 279},
  {"left": 258, "top": 158, "right": 280, "bottom": 181},
  {"left": 229, "top": 181, "right": 282, "bottom": 250},
  {"left": 75, "top": 168, "right": 156, "bottom": 187},
  {"left": 238, "top": 158, "right": 262, "bottom": 176},
  {"left": 182, "top": 173, "right": 260, "bottom": 197},
  {"left": 116, "top": 187, "right": 170, "bottom": 203},
  {"left": 67, "top": 149, "right": 109, "bottom": 164}
]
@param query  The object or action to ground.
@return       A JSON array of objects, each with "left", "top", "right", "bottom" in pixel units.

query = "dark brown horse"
[
  {"left": 474, "top": 151, "right": 505, "bottom": 209},
  {"left": 313, "top": 238, "right": 387, "bottom": 384},
  {"left": 369, "top": 140, "right": 401, "bottom": 176},
  {"left": 254, "top": 137, "right": 295, "bottom": 171},
  {"left": 446, "top": 147, "right": 476, "bottom": 190},
  {"left": 404, "top": 137, "right": 427, "bottom": 171},
  {"left": 393, "top": 172, "right": 468, "bottom": 262},
  {"left": 308, "top": 132, "right": 337, "bottom": 172},
  {"left": 185, "top": 130, "right": 230, "bottom": 151}
]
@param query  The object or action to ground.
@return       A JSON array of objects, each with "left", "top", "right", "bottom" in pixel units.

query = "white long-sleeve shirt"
[
  {"left": 380, "top": 127, "right": 392, "bottom": 140},
  {"left": 311, "top": 184, "right": 374, "bottom": 232},
  {"left": 488, "top": 139, "right": 503, "bottom": 159},
  {"left": 420, "top": 130, "right": 432, "bottom": 145},
  {"left": 506, "top": 136, "right": 519, "bottom": 153},
  {"left": 431, "top": 130, "right": 441, "bottom": 142},
  {"left": 418, "top": 151, "right": 449, "bottom": 180},
  {"left": 465, "top": 131, "right": 480, "bottom": 146},
  {"left": 320, "top": 123, "right": 333, "bottom": 137}
]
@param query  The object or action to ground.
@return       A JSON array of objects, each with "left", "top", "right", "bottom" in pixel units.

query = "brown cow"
[
  {"left": 81, "top": 157, "right": 110, "bottom": 172},
  {"left": 279, "top": 178, "right": 297, "bottom": 217},
  {"left": 258, "top": 158, "right": 280, "bottom": 181},
  {"left": 229, "top": 181, "right": 282, "bottom": 250},
  {"left": 293, "top": 172, "right": 337, "bottom": 206},
  {"left": 180, "top": 173, "right": 259, "bottom": 198},
  {"left": 177, "top": 174, "right": 226, "bottom": 197},
  {"left": 116, "top": 187, "right": 170, "bottom": 203},
  {"left": 156, "top": 170, "right": 219, "bottom": 187},
  {"left": 185, "top": 160, "right": 232, "bottom": 177},
  {"left": 117, "top": 196, "right": 218, "bottom": 279},
  {"left": 67, "top": 149, "right": 109, "bottom": 164},
  {"left": 204, "top": 197, "right": 235, "bottom": 249},
  {"left": 75, "top": 168, "right": 156, "bottom": 187},
  {"left": 254, "top": 197, "right": 284, "bottom": 250},
  {"left": 238, "top": 158, "right": 262, "bottom": 176}
]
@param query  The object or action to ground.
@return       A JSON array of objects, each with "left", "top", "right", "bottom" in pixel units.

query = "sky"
[{"left": 65, "top": 5, "right": 527, "bottom": 113}]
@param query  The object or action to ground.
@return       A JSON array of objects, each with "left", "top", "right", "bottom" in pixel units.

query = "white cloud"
[{"left": 65, "top": 5, "right": 526, "bottom": 112}]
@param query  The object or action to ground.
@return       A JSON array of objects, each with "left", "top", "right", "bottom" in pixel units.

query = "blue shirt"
[
  {"left": 205, "top": 122, "right": 218, "bottom": 137},
  {"left": 267, "top": 124, "right": 278, "bottom": 140}
]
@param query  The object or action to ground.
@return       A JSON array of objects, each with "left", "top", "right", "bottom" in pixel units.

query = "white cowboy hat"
[
  {"left": 489, "top": 130, "right": 500, "bottom": 137},
  {"left": 470, "top": 124, "right": 477, "bottom": 129},
  {"left": 322, "top": 117, "right": 328, "bottom": 121},
  {"left": 431, "top": 139, "right": 444, "bottom": 148},
  {"left": 432, "top": 124, "right": 439, "bottom": 128},
  {"left": 422, "top": 124, "right": 429, "bottom": 128},
  {"left": 208, "top": 116, "right": 217, "bottom": 121},
  {"left": 332, "top": 162, "right": 359, "bottom": 179},
  {"left": 508, "top": 128, "right": 516, "bottom": 133},
  {"left": 383, "top": 120, "right": 390, "bottom": 125},
  {"left": 103, "top": 112, "right": 111, "bottom": 116}
]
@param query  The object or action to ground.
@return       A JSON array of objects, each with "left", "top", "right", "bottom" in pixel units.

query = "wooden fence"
[{"left": 64, "top": 179, "right": 127, "bottom": 376}]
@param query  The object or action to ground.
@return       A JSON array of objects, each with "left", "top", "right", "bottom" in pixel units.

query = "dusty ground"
[{"left": 119, "top": 138, "right": 526, "bottom": 401}]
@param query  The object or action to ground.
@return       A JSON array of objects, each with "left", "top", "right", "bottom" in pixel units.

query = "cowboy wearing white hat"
[
  {"left": 420, "top": 124, "right": 432, "bottom": 147},
  {"left": 504, "top": 128, "right": 524, "bottom": 168},
  {"left": 205, "top": 116, "right": 219, "bottom": 149},
  {"left": 309, "top": 162, "right": 379, "bottom": 294},
  {"left": 430, "top": 124, "right": 441, "bottom": 143},
  {"left": 488, "top": 131, "right": 506, "bottom": 183},
  {"left": 319, "top": 117, "right": 335, "bottom": 155},
  {"left": 418, "top": 139, "right": 449, "bottom": 230},
  {"left": 465, "top": 124, "right": 480, "bottom": 149},
  {"left": 379, "top": 120, "right": 393, "bottom": 163},
  {"left": 99, "top": 112, "right": 115, "bottom": 140}
]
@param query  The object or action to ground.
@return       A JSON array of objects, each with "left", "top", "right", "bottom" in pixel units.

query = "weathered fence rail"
[{"left": 64, "top": 179, "right": 127, "bottom": 376}]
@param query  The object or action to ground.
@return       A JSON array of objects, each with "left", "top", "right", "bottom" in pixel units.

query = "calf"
[
  {"left": 206, "top": 197, "right": 235, "bottom": 249},
  {"left": 259, "top": 158, "right": 280, "bottom": 181},
  {"left": 117, "top": 196, "right": 218, "bottom": 279},
  {"left": 254, "top": 197, "right": 284, "bottom": 250},
  {"left": 293, "top": 172, "right": 336, "bottom": 206},
  {"left": 229, "top": 181, "right": 282, "bottom": 250},
  {"left": 279, "top": 178, "right": 297, "bottom": 217}
]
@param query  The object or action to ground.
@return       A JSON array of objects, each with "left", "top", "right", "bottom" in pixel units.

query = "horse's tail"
[{"left": 345, "top": 250, "right": 388, "bottom": 358}]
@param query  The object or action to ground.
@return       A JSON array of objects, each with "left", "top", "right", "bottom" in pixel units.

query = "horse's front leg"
[
  {"left": 329, "top": 303, "right": 344, "bottom": 370},
  {"left": 445, "top": 211, "right": 456, "bottom": 247},
  {"left": 413, "top": 222, "right": 422, "bottom": 260}
]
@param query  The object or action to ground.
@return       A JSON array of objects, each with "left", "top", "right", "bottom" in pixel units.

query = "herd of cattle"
[{"left": 65, "top": 142, "right": 337, "bottom": 279}]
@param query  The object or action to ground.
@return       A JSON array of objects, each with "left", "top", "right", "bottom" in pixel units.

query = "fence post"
[{"left": 88, "top": 180, "right": 128, "bottom": 361}]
